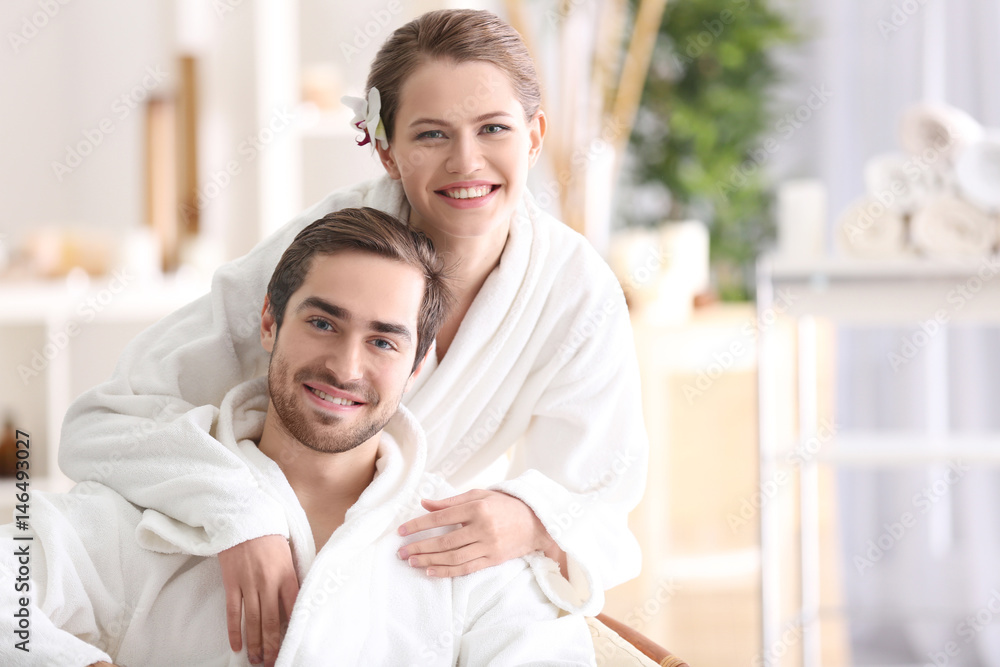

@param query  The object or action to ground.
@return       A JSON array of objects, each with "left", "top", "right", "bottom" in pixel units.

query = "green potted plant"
[{"left": 623, "top": 0, "right": 799, "bottom": 300}]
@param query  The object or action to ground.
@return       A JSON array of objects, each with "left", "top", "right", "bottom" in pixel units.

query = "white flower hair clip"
[{"left": 341, "top": 87, "right": 389, "bottom": 153}]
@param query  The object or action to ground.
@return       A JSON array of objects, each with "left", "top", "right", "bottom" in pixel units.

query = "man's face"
[{"left": 261, "top": 250, "right": 425, "bottom": 454}]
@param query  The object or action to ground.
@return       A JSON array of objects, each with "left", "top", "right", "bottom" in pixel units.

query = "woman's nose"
[{"left": 445, "top": 132, "right": 485, "bottom": 174}]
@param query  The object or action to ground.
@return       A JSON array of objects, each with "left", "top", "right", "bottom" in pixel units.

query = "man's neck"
[{"left": 257, "top": 407, "right": 380, "bottom": 551}]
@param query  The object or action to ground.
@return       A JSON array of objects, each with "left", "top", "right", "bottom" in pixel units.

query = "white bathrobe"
[
  {"left": 59, "top": 175, "right": 648, "bottom": 615},
  {"left": 1, "top": 378, "right": 596, "bottom": 666}
]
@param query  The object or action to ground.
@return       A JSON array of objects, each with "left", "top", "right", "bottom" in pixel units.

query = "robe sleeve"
[
  {"left": 57, "top": 190, "right": 359, "bottom": 554},
  {"left": 455, "top": 560, "right": 596, "bottom": 666},
  {"left": 0, "top": 486, "right": 138, "bottom": 667},
  {"left": 490, "top": 275, "right": 648, "bottom": 616}
]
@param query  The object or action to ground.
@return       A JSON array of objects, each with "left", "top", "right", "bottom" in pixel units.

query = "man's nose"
[{"left": 326, "top": 340, "right": 364, "bottom": 382}]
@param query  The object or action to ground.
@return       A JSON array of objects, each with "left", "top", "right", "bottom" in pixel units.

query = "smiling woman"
[
  {"left": 377, "top": 58, "right": 544, "bottom": 269},
  {"left": 57, "top": 9, "right": 649, "bottom": 667}
]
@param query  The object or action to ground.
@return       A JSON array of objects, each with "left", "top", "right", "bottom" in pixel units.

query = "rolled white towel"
[
  {"left": 863, "top": 152, "right": 942, "bottom": 213},
  {"left": 899, "top": 103, "right": 983, "bottom": 163},
  {"left": 835, "top": 197, "right": 908, "bottom": 258},
  {"left": 954, "top": 133, "right": 1000, "bottom": 211},
  {"left": 910, "top": 194, "right": 996, "bottom": 258}
]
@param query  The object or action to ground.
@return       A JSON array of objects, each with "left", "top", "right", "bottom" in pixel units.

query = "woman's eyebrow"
[{"left": 409, "top": 111, "right": 515, "bottom": 128}]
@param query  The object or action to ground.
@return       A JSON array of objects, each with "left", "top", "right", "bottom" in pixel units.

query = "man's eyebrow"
[
  {"left": 298, "top": 297, "right": 349, "bottom": 321},
  {"left": 371, "top": 320, "right": 413, "bottom": 343},
  {"left": 409, "top": 111, "right": 515, "bottom": 128},
  {"left": 298, "top": 296, "right": 413, "bottom": 343}
]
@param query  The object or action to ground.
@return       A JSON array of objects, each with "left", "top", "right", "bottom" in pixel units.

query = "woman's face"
[{"left": 377, "top": 58, "right": 545, "bottom": 241}]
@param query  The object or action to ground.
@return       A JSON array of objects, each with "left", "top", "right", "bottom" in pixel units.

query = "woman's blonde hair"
[{"left": 367, "top": 9, "right": 542, "bottom": 143}]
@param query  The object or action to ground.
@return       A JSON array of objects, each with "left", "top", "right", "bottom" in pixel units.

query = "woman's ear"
[
  {"left": 260, "top": 296, "right": 277, "bottom": 353},
  {"left": 528, "top": 110, "right": 546, "bottom": 168},
  {"left": 376, "top": 141, "right": 402, "bottom": 180}
]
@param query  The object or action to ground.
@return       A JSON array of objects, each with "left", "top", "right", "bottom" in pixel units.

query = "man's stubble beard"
[{"left": 267, "top": 345, "right": 399, "bottom": 454}]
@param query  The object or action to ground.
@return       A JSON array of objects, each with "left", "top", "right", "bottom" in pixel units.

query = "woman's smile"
[{"left": 436, "top": 181, "right": 502, "bottom": 208}]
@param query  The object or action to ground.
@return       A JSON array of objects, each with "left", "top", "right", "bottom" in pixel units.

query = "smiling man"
[{"left": 0, "top": 208, "right": 595, "bottom": 666}]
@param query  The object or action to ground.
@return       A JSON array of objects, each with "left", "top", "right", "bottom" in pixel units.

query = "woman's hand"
[
  {"left": 396, "top": 489, "right": 565, "bottom": 577},
  {"left": 218, "top": 535, "right": 299, "bottom": 667}
]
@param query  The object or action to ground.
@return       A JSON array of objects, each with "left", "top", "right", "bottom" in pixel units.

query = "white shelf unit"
[
  {"left": 251, "top": 0, "right": 402, "bottom": 243},
  {"left": 0, "top": 277, "right": 209, "bottom": 508},
  {"left": 755, "top": 253, "right": 1000, "bottom": 667}
]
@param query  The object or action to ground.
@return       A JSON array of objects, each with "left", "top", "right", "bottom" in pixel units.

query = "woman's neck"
[
  {"left": 421, "top": 221, "right": 508, "bottom": 287},
  {"left": 413, "top": 217, "right": 510, "bottom": 358}
]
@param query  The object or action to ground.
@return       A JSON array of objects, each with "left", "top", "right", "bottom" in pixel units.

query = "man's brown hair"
[{"left": 266, "top": 207, "right": 452, "bottom": 370}]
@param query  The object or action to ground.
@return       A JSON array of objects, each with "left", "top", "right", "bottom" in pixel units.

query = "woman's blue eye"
[
  {"left": 482, "top": 124, "right": 509, "bottom": 134},
  {"left": 418, "top": 130, "right": 445, "bottom": 140}
]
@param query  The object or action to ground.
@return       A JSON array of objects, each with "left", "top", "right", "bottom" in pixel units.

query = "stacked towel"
[
  {"left": 838, "top": 102, "right": 1000, "bottom": 259},
  {"left": 910, "top": 195, "right": 997, "bottom": 258},
  {"left": 835, "top": 197, "right": 908, "bottom": 258},
  {"left": 955, "top": 134, "right": 1000, "bottom": 211},
  {"left": 898, "top": 103, "right": 983, "bottom": 163},
  {"left": 862, "top": 152, "right": 939, "bottom": 215}
]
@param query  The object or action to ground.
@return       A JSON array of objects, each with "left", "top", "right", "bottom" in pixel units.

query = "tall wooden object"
[
  {"left": 503, "top": 0, "right": 669, "bottom": 240},
  {"left": 144, "top": 97, "right": 179, "bottom": 271},
  {"left": 177, "top": 55, "right": 200, "bottom": 241}
]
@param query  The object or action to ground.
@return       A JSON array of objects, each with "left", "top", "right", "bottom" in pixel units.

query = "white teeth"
[
  {"left": 309, "top": 387, "right": 357, "bottom": 406},
  {"left": 444, "top": 185, "right": 492, "bottom": 199}
]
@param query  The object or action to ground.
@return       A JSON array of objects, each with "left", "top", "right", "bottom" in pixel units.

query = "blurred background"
[{"left": 3, "top": 0, "right": 1000, "bottom": 665}]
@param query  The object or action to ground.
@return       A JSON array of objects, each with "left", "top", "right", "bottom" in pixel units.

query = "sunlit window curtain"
[{"left": 782, "top": 0, "right": 1000, "bottom": 663}]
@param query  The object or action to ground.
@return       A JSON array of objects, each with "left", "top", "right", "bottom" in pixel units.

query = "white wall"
[
  {"left": 1, "top": 0, "right": 173, "bottom": 246},
  {"left": 1, "top": 0, "right": 539, "bottom": 265}
]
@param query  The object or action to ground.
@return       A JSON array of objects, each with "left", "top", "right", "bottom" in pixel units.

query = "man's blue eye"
[
  {"left": 311, "top": 319, "right": 333, "bottom": 331},
  {"left": 373, "top": 339, "right": 393, "bottom": 350}
]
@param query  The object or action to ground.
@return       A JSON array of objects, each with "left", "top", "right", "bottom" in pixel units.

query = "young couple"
[{"left": 10, "top": 8, "right": 648, "bottom": 666}]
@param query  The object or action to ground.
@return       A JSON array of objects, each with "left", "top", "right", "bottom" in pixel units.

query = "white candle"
[{"left": 777, "top": 179, "right": 827, "bottom": 258}]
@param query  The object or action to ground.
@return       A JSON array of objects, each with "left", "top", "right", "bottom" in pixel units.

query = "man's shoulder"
[
  {"left": 390, "top": 471, "right": 455, "bottom": 525},
  {"left": 449, "top": 555, "right": 557, "bottom": 626}
]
